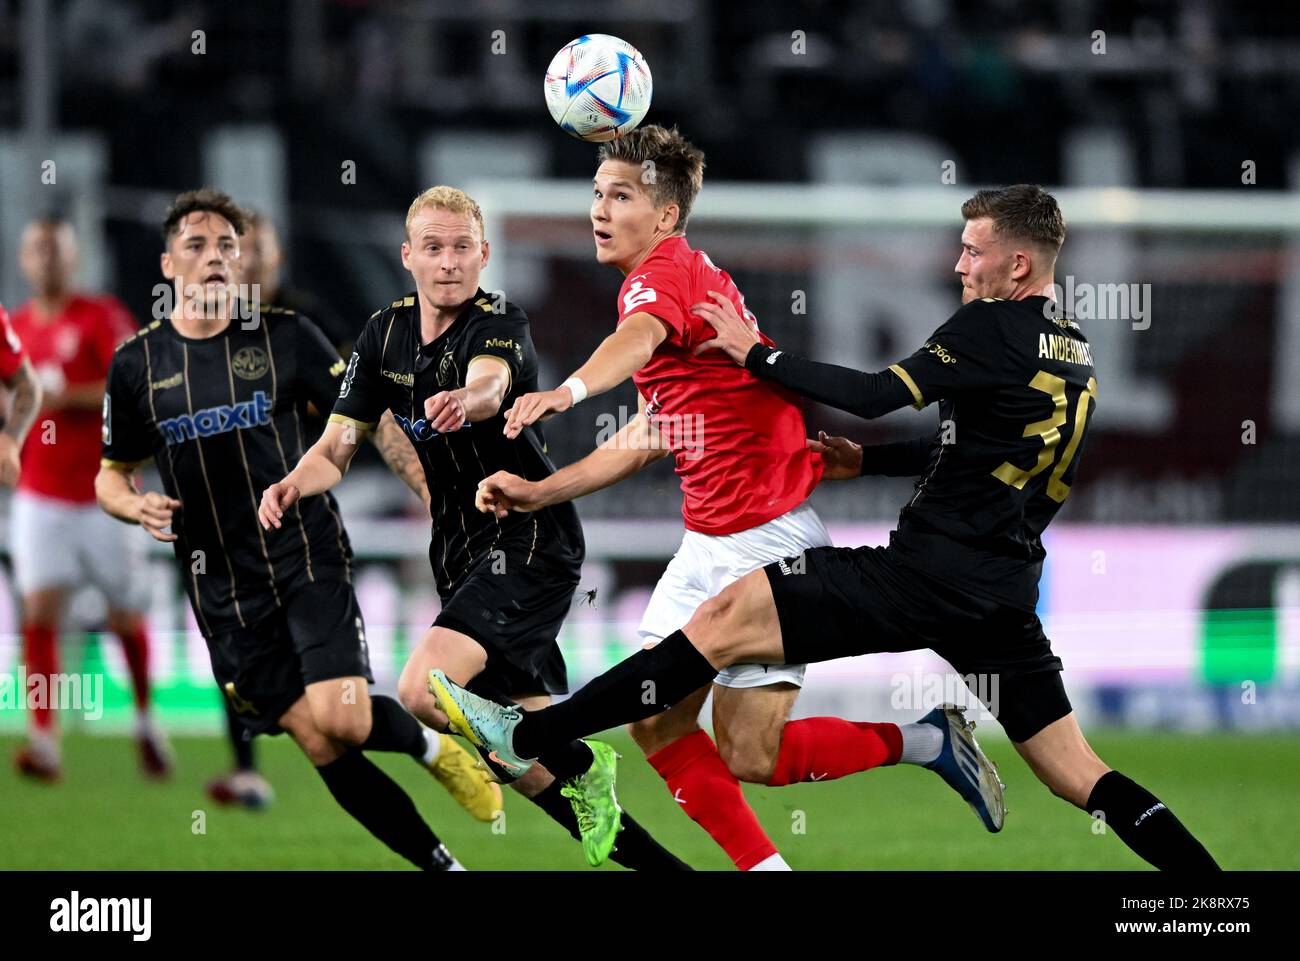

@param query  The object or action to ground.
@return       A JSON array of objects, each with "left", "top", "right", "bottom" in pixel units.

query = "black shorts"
[
  {"left": 765, "top": 545, "right": 1071, "bottom": 742},
  {"left": 433, "top": 538, "right": 578, "bottom": 698},
  {"left": 206, "top": 579, "right": 374, "bottom": 736}
]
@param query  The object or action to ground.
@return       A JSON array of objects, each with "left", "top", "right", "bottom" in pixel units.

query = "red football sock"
[
  {"left": 767, "top": 717, "right": 902, "bottom": 787},
  {"left": 22, "top": 623, "right": 59, "bottom": 733},
  {"left": 114, "top": 623, "right": 152, "bottom": 711},
  {"left": 647, "top": 729, "right": 778, "bottom": 871}
]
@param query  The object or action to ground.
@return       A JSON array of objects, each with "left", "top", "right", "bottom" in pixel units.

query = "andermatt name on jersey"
[{"left": 158, "top": 391, "right": 273, "bottom": 445}]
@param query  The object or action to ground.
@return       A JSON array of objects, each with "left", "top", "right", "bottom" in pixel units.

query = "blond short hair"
[{"left": 405, "top": 186, "right": 485, "bottom": 239}]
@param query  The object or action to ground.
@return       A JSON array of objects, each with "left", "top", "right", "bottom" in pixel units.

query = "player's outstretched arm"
[
  {"left": 423, "top": 356, "right": 511, "bottom": 434},
  {"left": 478, "top": 403, "right": 670, "bottom": 518},
  {"left": 692, "top": 292, "right": 917, "bottom": 420},
  {"left": 502, "top": 312, "right": 668, "bottom": 439},
  {"left": 260, "top": 419, "right": 361, "bottom": 530},
  {"left": 94, "top": 464, "right": 180, "bottom": 542}
]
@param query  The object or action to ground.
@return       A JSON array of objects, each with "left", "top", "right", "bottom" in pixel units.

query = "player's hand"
[
  {"left": 691, "top": 290, "right": 760, "bottom": 365},
  {"left": 135, "top": 491, "right": 183, "bottom": 542},
  {"left": 424, "top": 390, "right": 468, "bottom": 434},
  {"left": 475, "top": 470, "right": 543, "bottom": 518},
  {"left": 503, "top": 388, "right": 573, "bottom": 439},
  {"left": 808, "top": 430, "right": 863, "bottom": 480},
  {"left": 258, "top": 481, "right": 301, "bottom": 531}
]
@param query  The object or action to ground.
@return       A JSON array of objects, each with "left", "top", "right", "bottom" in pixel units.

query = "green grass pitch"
[{"left": 2, "top": 730, "right": 1294, "bottom": 870}]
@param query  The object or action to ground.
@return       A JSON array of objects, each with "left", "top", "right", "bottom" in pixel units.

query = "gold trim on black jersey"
[{"left": 889, "top": 364, "right": 926, "bottom": 410}]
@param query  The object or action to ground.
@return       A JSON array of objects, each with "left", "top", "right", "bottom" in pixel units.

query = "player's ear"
[
  {"left": 160, "top": 251, "right": 175, "bottom": 280},
  {"left": 1012, "top": 249, "right": 1033, "bottom": 281},
  {"left": 660, "top": 203, "right": 680, "bottom": 233},
  {"left": 480, "top": 240, "right": 490, "bottom": 269},
  {"left": 400, "top": 240, "right": 412, "bottom": 272}
]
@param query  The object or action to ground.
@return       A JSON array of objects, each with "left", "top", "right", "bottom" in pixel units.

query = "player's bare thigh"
[
  {"left": 304, "top": 676, "right": 373, "bottom": 746},
  {"left": 681, "top": 566, "right": 786, "bottom": 667},
  {"left": 1013, "top": 711, "right": 1111, "bottom": 808},
  {"left": 397, "top": 625, "right": 489, "bottom": 727},
  {"left": 711, "top": 682, "right": 800, "bottom": 784}
]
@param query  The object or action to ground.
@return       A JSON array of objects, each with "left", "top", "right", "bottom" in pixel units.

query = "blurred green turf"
[{"left": 1, "top": 730, "right": 1294, "bottom": 870}]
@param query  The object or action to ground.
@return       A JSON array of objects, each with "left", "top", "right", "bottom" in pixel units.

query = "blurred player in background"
[
  {"left": 238, "top": 212, "right": 352, "bottom": 353},
  {"left": 263, "top": 185, "right": 690, "bottom": 870},
  {"left": 472, "top": 127, "right": 1003, "bottom": 870},
  {"left": 96, "top": 189, "right": 500, "bottom": 870},
  {"left": 8, "top": 217, "right": 171, "bottom": 782}
]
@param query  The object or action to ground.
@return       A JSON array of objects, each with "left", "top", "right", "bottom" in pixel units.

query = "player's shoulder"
[
  {"left": 112, "top": 317, "right": 167, "bottom": 361},
  {"left": 466, "top": 292, "right": 529, "bottom": 328},
  {"left": 361, "top": 292, "right": 419, "bottom": 334}
]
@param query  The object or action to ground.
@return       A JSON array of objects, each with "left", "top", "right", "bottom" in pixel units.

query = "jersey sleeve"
[
  {"left": 294, "top": 314, "right": 347, "bottom": 414},
  {"left": 465, "top": 303, "right": 531, "bottom": 393},
  {"left": 0, "top": 304, "right": 26, "bottom": 380},
  {"left": 891, "top": 300, "right": 1011, "bottom": 408},
  {"left": 328, "top": 313, "right": 388, "bottom": 432},
  {"left": 100, "top": 349, "right": 154, "bottom": 468},
  {"left": 617, "top": 268, "right": 692, "bottom": 347}
]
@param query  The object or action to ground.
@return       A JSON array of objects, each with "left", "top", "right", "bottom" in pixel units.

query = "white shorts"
[
  {"left": 638, "top": 500, "right": 832, "bottom": 689},
  {"left": 10, "top": 490, "right": 150, "bottom": 610}
]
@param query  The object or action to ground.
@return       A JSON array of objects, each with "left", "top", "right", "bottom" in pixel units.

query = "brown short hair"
[
  {"left": 961, "top": 184, "right": 1065, "bottom": 257},
  {"left": 162, "top": 188, "right": 250, "bottom": 245},
  {"left": 405, "top": 185, "right": 485, "bottom": 239},
  {"left": 597, "top": 125, "right": 706, "bottom": 232}
]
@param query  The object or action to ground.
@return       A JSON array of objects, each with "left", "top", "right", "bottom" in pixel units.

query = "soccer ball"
[{"left": 544, "top": 34, "right": 653, "bottom": 142}]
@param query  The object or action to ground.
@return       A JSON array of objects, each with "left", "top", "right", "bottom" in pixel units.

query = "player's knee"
[
  {"left": 396, "top": 670, "right": 431, "bottom": 717},
  {"left": 718, "top": 735, "right": 778, "bottom": 784},
  {"left": 313, "top": 710, "right": 370, "bottom": 747}
]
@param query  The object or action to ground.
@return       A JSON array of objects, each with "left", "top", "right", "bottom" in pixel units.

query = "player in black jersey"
[
  {"left": 262, "top": 186, "right": 688, "bottom": 870},
  {"left": 431, "top": 185, "right": 1220, "bottom": 871},
  {"left": 95, "top": 189, "right": 501, "bottom": 870}
]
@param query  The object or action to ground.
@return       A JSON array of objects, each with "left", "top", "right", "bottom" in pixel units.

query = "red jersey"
[
  {"left": 11, "top": 295, "right": 136, "bottom": 502},
  {"left": 0, "top": 303, "right": 25, "bottom": 380},
  {"left": 616, "top": 236, "right": 822, "bottom": 535}
]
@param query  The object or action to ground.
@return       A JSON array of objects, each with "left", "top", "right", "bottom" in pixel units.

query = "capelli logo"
[{"left": 50, "top": 891, "right": 151, "bottom": 941}]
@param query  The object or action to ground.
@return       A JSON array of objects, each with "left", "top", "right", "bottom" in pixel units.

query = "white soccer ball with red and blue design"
[{"left": 544, "top": 34, "right": 652, "bottom": 142}]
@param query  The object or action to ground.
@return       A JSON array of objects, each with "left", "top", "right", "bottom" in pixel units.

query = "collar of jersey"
[{"left": 415, "top": 288, "right": 487, "bottom": 356}]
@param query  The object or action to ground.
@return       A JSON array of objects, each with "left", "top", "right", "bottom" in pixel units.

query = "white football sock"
[
  {"left": 898, "top": 722, "right": 944, "bottom": 765},
  {"left": 748, "top": 852, "right": 792, "bottom": 871},
  {"left": 420, "top": 728, "right": 442, "bottom": 765}
]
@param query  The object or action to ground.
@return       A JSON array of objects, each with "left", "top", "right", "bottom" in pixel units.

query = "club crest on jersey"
[
  {"left": 437, "top": 352, "right": 458, "bottom": 387},
  {"left": 232, "top": 346, "right": 270, "bottom": 381},
  {"left": 158, "top": 391, "right": 272, "bottom": 445}
]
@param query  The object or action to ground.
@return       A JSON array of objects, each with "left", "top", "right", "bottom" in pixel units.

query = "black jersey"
[
  {"left": 329, "top": 290, "right": 584, "bottom": 596},
  {"left": 884, "top": 295, "right": 1097, "bottom": 610},
  {"left": 101, "top": 307, "right": 353, "bottom": 636}
]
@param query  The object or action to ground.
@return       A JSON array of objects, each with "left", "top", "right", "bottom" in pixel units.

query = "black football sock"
[
  {"left": 514, "top": 630, "right": 717, "bottom": 758},
  {"left": 530, "top": 779, "right": 692, "bottom": 871},
  {"left": 225, "top": 701, "right": 255, "bottom": 771},
  {"left": 536, "top": 738, "right": 594, "bottom": 782},
  {"left": 316, "top": 749, "right": 453, "bottom": 870},
  {"left": 361, "top": 694, "right": 427, "bottom": 757},
  {"left": 1086, "top": 770, "right": 1220, "bottom": 870}
]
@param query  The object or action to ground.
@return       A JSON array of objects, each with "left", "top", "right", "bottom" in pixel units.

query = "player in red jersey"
[
  {"left": 8, "top": 218, "right": 171, "bottom": 781},
  {"left": 477, "top": 126, "right": 1003, "bottom": 869}
]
